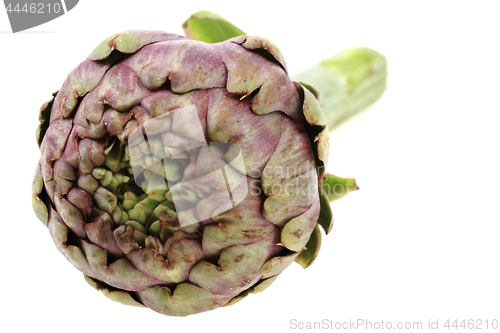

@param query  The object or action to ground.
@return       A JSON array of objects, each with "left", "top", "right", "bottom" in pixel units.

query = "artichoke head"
[{"left": 32, "top": 30, "right": 331, "bottom": 316}]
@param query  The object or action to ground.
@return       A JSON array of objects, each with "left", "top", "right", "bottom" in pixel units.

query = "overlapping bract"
[{"left": 32, "top": 30, "right": 330, "bottom": 316}]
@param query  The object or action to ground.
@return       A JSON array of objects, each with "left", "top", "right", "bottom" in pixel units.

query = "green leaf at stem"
[
  {"left": 320, "top": 174, "right": 359, "bottom": 201},
  {"left": 182, "top": 10, "right": 246, "bottom": 43}
]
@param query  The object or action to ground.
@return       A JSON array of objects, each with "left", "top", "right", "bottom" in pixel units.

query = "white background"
[{"left": 1, "top": 1, "right": 499, "bottom": 332}]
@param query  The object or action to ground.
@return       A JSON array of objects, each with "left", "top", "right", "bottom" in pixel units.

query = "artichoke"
[{"left": 32, "top": 29, "right": 332, "bottom": 316}]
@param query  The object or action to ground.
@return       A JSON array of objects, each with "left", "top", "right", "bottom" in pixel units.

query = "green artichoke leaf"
[
  {"left": 84, "top": 275, "right": 145, "bottom": 307},
  {"left": 224, "top": 289, "right": 251, "bottom": 307},
  {"left": 251, "top": 275, "right": 279, "bottom": 294},
  {"left": 317, "top": 186, "right": 333, "bottom": 234},
  {"left": 32, "top": 162, "right": 49, "bottom": 226},
  {"left": 295, "top": 225, "right": 322, "bottom": 269},
  {"left": 183, "top": 10, "right": 246, "bottom": 43},
  {"left": 293, "top": 47, "right": 387, "bottom": 129},
  {"left": 36, "top": 92, "right": 56, "bottom": 147},
  {"left": 320, "top": 173, "right": 359, "bottom": 202}
]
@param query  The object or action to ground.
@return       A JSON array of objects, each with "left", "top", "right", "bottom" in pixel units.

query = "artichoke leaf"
[
  {"left": 320, "top": 173, "right": 359, "bottom": 202},
  {"left": 84, "top": 275, "right": 145, "bottom": 307},
  {"left": 317, "top": 186, "right": 333, "bottom": 234},
  {"left": 224, "top": 289, "right": 251, "bottom": 307},
  {"left": 251, "top": 275, "right": 279, "bottom": 294},
  {"left": 295, "top": 225, "right": 322, "bottom": 269},
  {"left": 32, "top": 162, "right": 49, "bottom": 226},
  {"left": 36, "top": 92, "right": 56, "bottom": 147},
  {"left": 183, "top": 10, "right": 246, "bottom": 43}
]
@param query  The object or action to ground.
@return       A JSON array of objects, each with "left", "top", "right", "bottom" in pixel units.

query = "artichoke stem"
[{"left": 293, "top": 47, "right": 387, "bottom": 129}]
